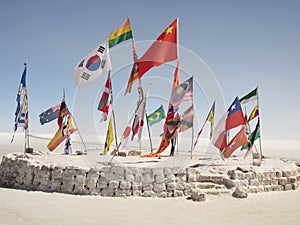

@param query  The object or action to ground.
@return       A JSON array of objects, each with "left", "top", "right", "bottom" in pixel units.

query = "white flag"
[{"left": 73, "top": 39, "right": 112, "bottom": 88}]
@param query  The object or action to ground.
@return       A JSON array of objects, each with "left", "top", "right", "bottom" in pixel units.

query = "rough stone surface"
[
  {"left": 232, "top": 186, "right": 248, "bottom": 198},
  {"left": 190, "top": 189, "right": 206, "bottom": 202},
  {"left": 0, "top": 153, "right": 299, "bottom": 199}
]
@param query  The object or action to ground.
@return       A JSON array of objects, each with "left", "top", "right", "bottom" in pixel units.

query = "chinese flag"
[{"left": 137, "top": 18, "right": 178, "bottom": 78}]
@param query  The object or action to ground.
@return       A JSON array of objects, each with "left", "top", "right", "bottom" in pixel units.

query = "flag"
[
  {"left": 212, "top": 97, "right": 246, "bottom": 151},
  {"left": 171, "top": 77, "right": 193, "bottom": 109},
  {"left": 147, "top": 105, "right": 166, "bottom": 126},
  {"left": 13, "top": 64, "right": 28, "bottom": 135},
  {"left": 119, "top": 122, "right": 132, "bottom": 151},
  {"left": 240, "top": 87, "right": 258, "bottom": 104},
  {"left": 104, "top": 115, "right": 114, "bottom": 152},
  {"left": 211, "top": 112, "right": 227, "bottom": 151},
  {"left": 131, "top": 80, "right": 144, "bottom": 139},
  {"left": 98, "top": 72, "right": 112, "bottom": 122},
  {"left": 57, "top": 96, "right": 68, "bottom": 129},
  {"left": 165, "top": 113, "right": 181, "bottom": 140},
  {"left": 73, "top": 39, "right": 112, "bottom": 88},
  {"left": 47, "top": 114, "right": 77, "bottom": 151},
  {"left": 248, "top": 105, "right": 259, "bottom": 121},
  {"left": 108, "top": 17, "right": 133, "bottom": 48},
  {"left": 241, "top": 119, "right": 260, "bottom": 150},
  {"left": 168, "top": 61, "right": 179, "bottom": 110},
  {"left": 179, "top": 104, "right": 194, "bottom": 132},
  {"left": 222, "top": 126, "right": 248, "bottom": 158},
  {"left": 207, "top": 101, "right": 215, "bottom": 140},
  {"left": 193, "top": 101, "right": 216, "bottom": 148},
  {"left": 136, "top": 18, "right": 178, "bottom": 78},
  {"left": 48, "top": 95, "right": 75, "bottom": 151},
  {"left": 226, "top": 97, "right": 246, "bottom": 131},
  {"left": 125, "top": 39, "right": 139, "bottom": 94},
  {"left": 64, "top": 115, "right": 73, "bottom": 155},
  {"left": 39, "top": 104, "right": 61, "bottom": 125}
]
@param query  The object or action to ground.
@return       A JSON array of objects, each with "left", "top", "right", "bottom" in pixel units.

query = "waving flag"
[
  {"left": 119, "top": 120, "right": 132, "bottom": 151},
  {"left": 104, "top": 115, "right": 114, "bottom": 152},
  {"left": 222, "top": 126, "right": 248, "bottom": 158},
  {"left": 211, "top": 113, "right": 227, "bottom": 151},
  {"left": 39, "top": 104, "right": 61, "bottom": 125},
  {"left": 108, "top": 17, "right": 133, "bottom": 48},
  {"left": 226, "top": 97, "right": 246, "bottom": 131},
  {"left": 48, "top": 114, "right": 77, "bottom": 151},
  {"left": 212, "top": 97, "right": 246, "bottom": 151},
  {"left": 131, "top": 80, "right": 144, "bottom": 140},
  {"left": 47, "top": 95, "right": 76, "bottom": 151},
  {"left": 73, "top": 39, "right": 112, "bottom": 88},
  {"left": 240, "top": 87, "right": 258, "bottom": 104},
  {"left": 147, "top": 105, "right": 166, "bottom": 126},
  {"left": 193, "top": 101, "right": 215, "bottom": 148},
  {"left": 11, "top": 64, "right": 29, "bottom": 143},
  {"left": 248, "top": 105, "right": 259, "bottom": 121},
  {"left": 98, "top": 72, "right": 112, "bottom": 122},
  {"left": 165, "top": 113, "right": 181, "bottom": 140},
  {"left": 136, "top": 18, "right": 178, "bottom": 78},
  {"left": 179, "top": 104, "right": 194, "bottom": 132},
  {"left": 171, "top": 77, "right": 193, "bottom": 109},
  {"left": 241, "top": 119, "right": 260, "bottom": 150},
  {"left": 207, "top": 101, "right": 215, "bottom": 140},
  {"left": 125, "top": 39, "right": 139, "bottom": 94}
]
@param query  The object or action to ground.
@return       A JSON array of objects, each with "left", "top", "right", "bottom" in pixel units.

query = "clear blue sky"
[{"left": 0, "top": 0, "right": 299, "bottom": 140}]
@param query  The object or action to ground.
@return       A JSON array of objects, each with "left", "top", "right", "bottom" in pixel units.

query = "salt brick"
[
  {"left": 284, "top": 184, "right": 292, "bottom": 191},
  {"left": 109, "top": 180, "right": 119, "bottom": 189}
]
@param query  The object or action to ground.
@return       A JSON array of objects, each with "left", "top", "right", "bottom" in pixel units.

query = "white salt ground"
[{"left": 1, "top": 133, "right": 300, "bottom": 225}]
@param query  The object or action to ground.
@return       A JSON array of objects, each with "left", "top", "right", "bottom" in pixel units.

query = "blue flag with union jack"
[{"left": 39, "top": 104, "right": 62, "bottom": 125}]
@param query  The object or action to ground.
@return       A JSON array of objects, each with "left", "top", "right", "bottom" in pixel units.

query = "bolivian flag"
[{"left": 108, "top": 17, "right": 133, "bottom": 48}]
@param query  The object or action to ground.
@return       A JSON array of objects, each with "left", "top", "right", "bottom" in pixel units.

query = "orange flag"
[{"left": 137, "top": 18, "right": 178, "bottom": 78}]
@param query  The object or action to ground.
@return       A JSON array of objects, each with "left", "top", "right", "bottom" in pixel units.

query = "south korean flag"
[{"left": 73, "top": 39, "right": 112, "bottom": 89}]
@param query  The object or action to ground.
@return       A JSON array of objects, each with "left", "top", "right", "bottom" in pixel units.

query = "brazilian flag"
[{"left": 147, "top": 105, "right": 166, "bottom": 126}]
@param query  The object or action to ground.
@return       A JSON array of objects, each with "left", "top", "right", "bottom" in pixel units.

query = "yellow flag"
[
  {"left": 104, "top": 115, "right": 114, "bottom": 152},
  {"left": 206, "top": 101, "right": 215, "bottom": 140}
]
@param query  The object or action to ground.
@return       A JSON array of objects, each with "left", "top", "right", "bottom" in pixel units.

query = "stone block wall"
[
  {"left": 0, "top": 153, "right": 299, "bottom": 199},
  {"left": 228, "top": 166, "right": 300, "bottom": 195}
]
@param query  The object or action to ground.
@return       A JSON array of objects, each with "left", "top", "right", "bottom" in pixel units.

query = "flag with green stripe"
[{"left": 108, "top": 17, "right": 133, "bottom": 48}]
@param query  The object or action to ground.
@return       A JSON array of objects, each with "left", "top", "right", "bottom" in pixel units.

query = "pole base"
[{"left": 25, "top": 148, "right": 33, "bottom": 153}]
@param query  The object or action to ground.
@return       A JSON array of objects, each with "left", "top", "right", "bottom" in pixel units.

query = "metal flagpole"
[
  {"left": 190, "top": 103, "right": 194, "bottom": 159},
  {"left": 69, "top": 113, "right": 87, "bottom": 153},
  {"left": 256, "top": 87, "right": 263, "bottom": 160},
  {"left": 192, "top": 119, "right": 207, "bottom": 152},
  {"left": 145, "top": 112, "right": 153, "bottom": 154},
  {"left": 244, "top": 106, "right": 254, "bottom": 164},
  {"left": 110, "top": 88, "right": 119, "bottom": 153}
]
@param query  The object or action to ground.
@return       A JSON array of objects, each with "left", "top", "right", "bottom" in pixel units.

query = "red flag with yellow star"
[{"left": 137, "top": 18, "right": 178, "bottom": 78}]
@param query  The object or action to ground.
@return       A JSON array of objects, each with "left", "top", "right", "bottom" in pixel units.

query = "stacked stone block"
[{"left": 0, "top": 153, "right": 299, "bottom": 201}]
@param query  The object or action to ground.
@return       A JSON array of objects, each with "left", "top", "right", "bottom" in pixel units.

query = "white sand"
[{"left": 1, "top": 132, "right": 300, "bottom": 225}]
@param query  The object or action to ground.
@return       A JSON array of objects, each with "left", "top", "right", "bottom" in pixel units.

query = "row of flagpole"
[{"left": 11, "top": 17, "right": 263, "bottom": 164}]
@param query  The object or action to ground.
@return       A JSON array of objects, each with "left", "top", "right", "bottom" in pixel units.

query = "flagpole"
[
  {"left": 69, "top": 113, "right": 87, "bottom": 153},
  {"left": 145, "top": 111, "right": 153, "bottom": 154},
  {"left": 110, "top": 87, "right": 119, "bottom": 152},
  {"left": 192, "top": 119, "right": 207, "bottom": 152},
  {"left": 190, "top": 103, "right": 194, "bottom": 159},
  {"left": 256, "top": 87, "right": 263, "bottom": 160},
  {"left": 244, "top": 106, "right": 254, "bottom": 164}
]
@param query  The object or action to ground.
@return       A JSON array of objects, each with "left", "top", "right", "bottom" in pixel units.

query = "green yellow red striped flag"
[{"left": 108, "top": 17, "right": 133, "bottom": 48}]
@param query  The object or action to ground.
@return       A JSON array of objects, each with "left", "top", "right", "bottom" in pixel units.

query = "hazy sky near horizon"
[{"left": 0, "top": 0, "right": 299, "bottom": 141}]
